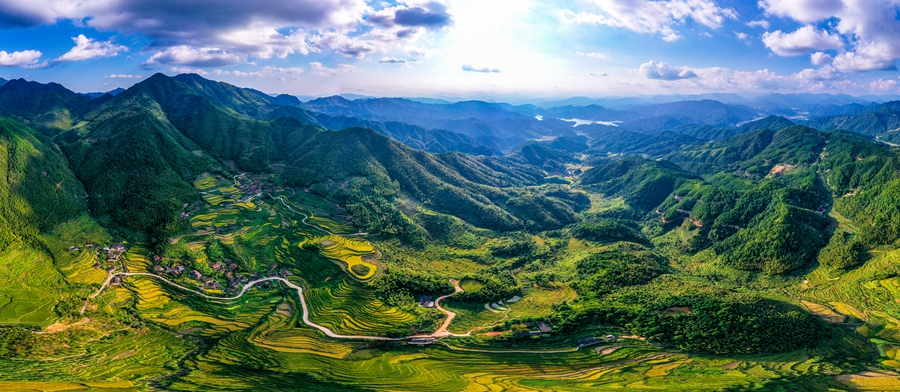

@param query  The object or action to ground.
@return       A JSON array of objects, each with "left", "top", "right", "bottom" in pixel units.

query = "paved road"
[{"left": 83, "top": 272, "right": 461, "bottom": 340}]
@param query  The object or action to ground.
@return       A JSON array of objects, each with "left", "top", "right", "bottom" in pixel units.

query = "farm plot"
[
  {"left": 0, "top": 246, "right": 67, "bottom": 326},
  {"left": 299, "top": 235, "right": 378, "bottom": 280}
]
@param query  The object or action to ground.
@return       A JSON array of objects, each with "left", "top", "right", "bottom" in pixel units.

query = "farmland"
[{"left": 8, "top": 71, "right": 900, "bottom": 391}]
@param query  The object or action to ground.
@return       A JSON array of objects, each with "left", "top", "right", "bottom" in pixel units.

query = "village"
[{"left": 79, "top": 239, "right": 294, "bottom": 295}]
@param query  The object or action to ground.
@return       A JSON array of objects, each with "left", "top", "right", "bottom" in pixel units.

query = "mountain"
[
  {"left": 307, "top": 112, "right": 495, "bottom": 155},
  {"left": 625, "top": 100, "right": 760, "bottom": 128},
  {"left": 305, "top": 96, "right": 574, "bottom": 151},
  {"left": 81, "top": 87, "right": 126, "bottom": 99},
  {"left": 282, "top": 126, "right": 582, "bottom": 232},
  {"left": 542, "top": 104, "right": 636, "bottom": 121},
  {"left": 5, "top": 73, "right": 900, "bottom": 390},
  {"left": 803, "top": 101, "right": 900, "bottom": 142},
  {"left": 0, "top": 116, "right": 86, "bottom": 250},
  {"left": 0, "top": 79, "right": 93, "bottom": 134}
]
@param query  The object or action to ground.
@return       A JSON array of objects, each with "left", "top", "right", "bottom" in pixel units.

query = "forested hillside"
[{"left": 5, "top": 73, "right": 900, "bottom": 391}]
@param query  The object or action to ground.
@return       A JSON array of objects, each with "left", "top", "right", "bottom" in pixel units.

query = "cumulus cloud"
[
  {"left": 143, "top": 46, "right": 246, "bottom": 67},
  {"left": 310, "top": 61, "right": 355, "bottom": 76},
  {"left": 870, "top": 78, "right": 899, "bottom": 92},
  {"left": 575, "top": 51, "right": 608, "bottom": 59},
  {"left": 735, "top": 32, "right": 750, "bottom": 43},
  {"left": 0, "top": 49, "right": 42, "bottom": 67},
  {"left": 762, "top": 26, "right": 843, "bottom": 56},
  {"left": 564, "top": 0, "right": 737, "bottom": 42},
  {"left": 793, "top": 65, "right": 838, "bottom": 81},
  {"left": 379, "top": 57, "right": 408, "bottom": 64},
  {"left": 169, "top": 67, "right": 209, "bottom": 75},
  {"left": 406, "top": 46, "right": 428, "bottom": 57},
  {"left": 106, "top": 74, "right": 143, "bottom": 79},
  {"left": 311, "top": 32, "right": 377, "bottom": 58},
  {"left": 55, "top": 34, "right": 127, "bottom": 62},
  {"left": 758, "top": 0, "right": 900, "bottom": 72},
  {"left": 462, "top": 64, "right": 500, "bottom": 73},
  {"left": 810, "top": 52, "right": 833, "bottom": 66},
  {"left": 759, "top": 0, "right": 845, "bottom": 23},
  {"left": 639, "top": 60, "right": 697, "bottom": 80},
  {"left": 746, "top": 20, "right": 770, "bottom": 29},
  {"left": 0, "top": 0, "right": 440, "bottom": 66},
  {"left": 368, "top": 2, "right": 453, "bottom": 28}
]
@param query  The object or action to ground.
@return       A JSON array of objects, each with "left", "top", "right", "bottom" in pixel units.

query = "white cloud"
[
  {"left": 406, "top": 46, "right": 428, "bottom": 57},
  {"left": 699, "top": 32, "right": 712, "bottom": 37},
  {"left": 564, "top": 0, "right": 738, "bottom": 42},
  {"left": 261, "top": 66, "right": 304, "bottom": 75},
  {"left": 55, "top": 34, "right": 127, "bottom": 62},
  {"left": 0, "top": 0, "right": 441, "bottom": 67},
  {"left": 379, "top": 57, "right": 408, "bottom": 64},
  {"left": 758, "top": 0, "right": 900, "bottom": 72},
  {"left": 462, "top": 64, "right": 500, "bottom": 73},
  {"left": 638, "top": 60, "right": 697, "bottom": 80},
  {"left": 870, "top": 78, "right": 899, "bottom": 91},
  {"left": 575, "top": 51, "right": 608, "bottom": 59},
  {"left": 832, "top": 41, "right": 897, "bottom": 72},
  {"left": 0, "top": 50, "right": 42, "bottom": 67},
  {"left": 590, "top": 72, "right": 608, "bottom": 76},
  {"left": 106, "top": 74, "right": 142, "bottom": 79},
  {"left": 762, "top": 26, "right": 843, "bottom": 56},
  {"left": 746, "top": 20, "right": 770, "bottom": 29},
  {"left": 793, "top": 65, "right": 838, "bottom": 81},
  {"left": 168, "top": 67, "right": 209, "bottom": 75},
  {"left": 735, "top": 32, "right": 750, "bottom": 42},
  {"left": 144, "top": 46, "right": 246, "bottom": 67},
  {"left": 759, "top": 0, "right": 845, "bottom": 23},
  {"left": 311, "top": 32, "right": 377, "bottom": 58},
  {"left": 310, "top": 61, "right": 356, "bottom": 76},
  {"left": 810, "top": 52, "right": 833, "bottom": 66}
]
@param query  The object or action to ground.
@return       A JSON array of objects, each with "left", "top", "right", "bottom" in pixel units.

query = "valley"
[{"left": 4, "top": 73, "right": 900, "bottom": 391}]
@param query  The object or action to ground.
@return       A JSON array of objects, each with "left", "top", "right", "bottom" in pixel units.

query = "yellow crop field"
[
  {"left": 298, "top": 235, "right": 378, "bottom": 280},
  {"left": 194, "top": 175, "right": 218, "bottom": 191}
]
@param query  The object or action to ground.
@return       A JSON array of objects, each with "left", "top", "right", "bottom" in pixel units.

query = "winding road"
[{"left": 82, "top": 272, "right": 464, "bottom": 341}]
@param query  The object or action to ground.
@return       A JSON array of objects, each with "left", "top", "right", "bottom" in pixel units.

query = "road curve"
[
  {"left": 82, "top": 272, "right": 464, "bottom": 341},
  {"left": 432, "top": 279, "right": 468, "bottom": 337}
]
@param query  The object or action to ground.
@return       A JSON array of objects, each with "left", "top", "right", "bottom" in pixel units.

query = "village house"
[
  {"left": 418, "top": 296, "right": 435, "bottom": 308},
  {"left": 191, "top": 270, "right": 203, "bottom": 280}
]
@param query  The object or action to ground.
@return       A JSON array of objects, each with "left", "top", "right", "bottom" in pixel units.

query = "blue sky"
[{"left": 1, "top": 0, "right": 899, "bottom": 98}]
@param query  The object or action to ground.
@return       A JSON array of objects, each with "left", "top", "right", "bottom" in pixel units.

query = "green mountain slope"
[
  {"left": 0, "top": 79, "right": 92, "bottom": 135},
  {"left": 0, "top": 117, "right": 86, "bottom": 250}
]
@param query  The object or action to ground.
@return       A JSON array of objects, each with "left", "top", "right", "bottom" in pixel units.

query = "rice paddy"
[{"left": 299, "top": 235, "right": 378, "bottom": 280}]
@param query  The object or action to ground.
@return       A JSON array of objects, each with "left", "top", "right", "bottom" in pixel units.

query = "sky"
[{"left": 2, "top": 0, "right": 900, "bottom": 99}]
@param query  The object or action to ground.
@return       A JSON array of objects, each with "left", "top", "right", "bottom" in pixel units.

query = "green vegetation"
[{"left": 3, "top": 74, "right": 900, "bottom": 390}]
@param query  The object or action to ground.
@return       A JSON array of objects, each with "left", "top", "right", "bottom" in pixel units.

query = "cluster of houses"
[
  {"left": 148, "top": 258, "right": 296, "bottom": 293},
  {"left": 236, "top": 179, "right": 278, "bottom": 201},
  {"left": 82, "top": 242, "right": 127, "bottom": 271},
  {"left": 513, "top": 321, "right": 553, "bottom": 338},
  {"left": 179, "top": 203, "right": 203, "bottom": 220}
]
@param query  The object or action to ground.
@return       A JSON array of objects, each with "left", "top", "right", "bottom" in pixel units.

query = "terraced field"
[
  {"left": 803, "top": 249, "right": 900, "bottom": 370},
  {"left": 304, "top": 278, "right": 419, "bottom": 335},
  {"left": 299, "top": 235, "right": 378, "bottom": 280},
  {"left": 0, "top": 246, "right": 67, "bottom": 326}
]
